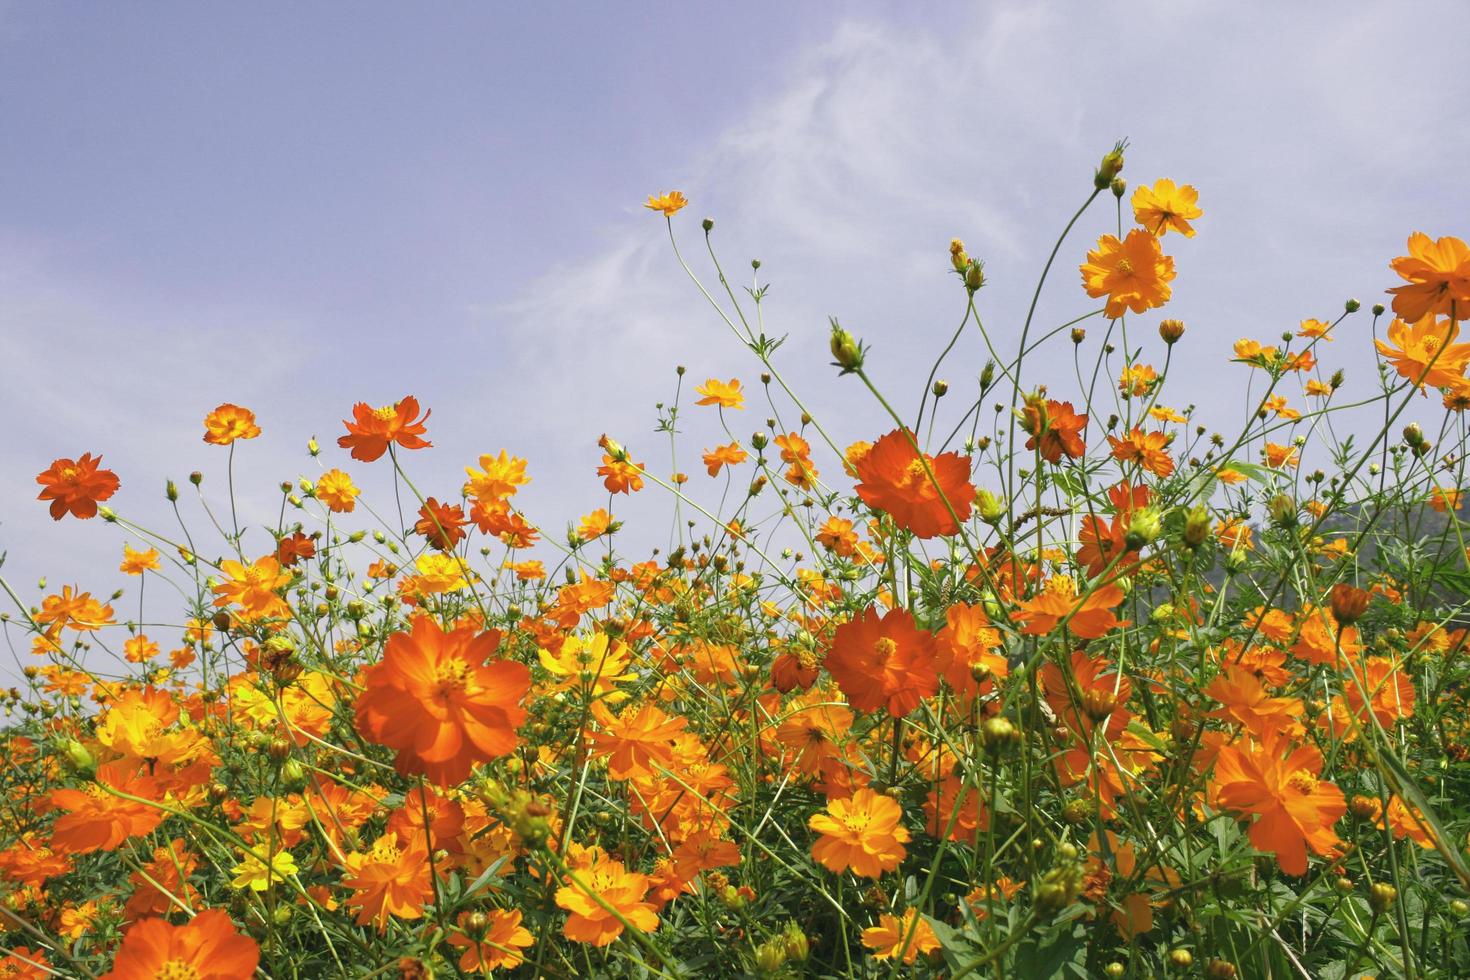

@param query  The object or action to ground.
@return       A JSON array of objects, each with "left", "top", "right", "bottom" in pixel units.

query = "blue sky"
[{"left": 3, "top": 1, "right": 1470, "bottom": 674}]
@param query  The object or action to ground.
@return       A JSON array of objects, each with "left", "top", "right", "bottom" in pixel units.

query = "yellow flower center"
[
  {"left": 1286, "top": 770, "right": 1318, "bottom": 795},
  {"left": 1421, "top": 335, "right": 1442, "bottom": 357},
  {"left": 873, "top": 637, "right": 898, "bottom": 664},
  {"left": 902, "top": 458, "right": 931, "bottom": 488},
  {"left": 372, "top": 403, "right": 399, "bottom": 421},
  {"left": 156, "top": 960, "right": 200, "bottom": 980},
  {"left": 1115, "top": 258, "right": 1134, "bottom": 276},
  {"left": 60, "top": 466, "right": 80, "bottom": 482},
  {"left": 433, "top": 658, "right": 471, "bottom": 700}
]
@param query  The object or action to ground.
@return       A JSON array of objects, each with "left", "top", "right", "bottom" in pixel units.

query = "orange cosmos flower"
[
  {"left": 119, "top": 543, "right": 160, "bottom": 575},
  {"left": 1080, "top": 229, "right": 1175, "bottom": 318},
  {"left": 862, "top": 909, "right": 940, "bottom": 964},
  {"left": 1263, "top": 442, "right": 1299, "bottom": 469},
  {"left": 824, "top": 606, "right": 938, "bottom": 717},
  {"left": 35, "top": 453, "right": 120, "bottom": 520},
  {"left": 337, "top": 396, "right": 432, "bottom": 462},
  {"left": 1119, "top": 363, "right": 1158, "bottom": 397},
  {"left": 808, "top": 787, "right": 910, "bottom": 878},
  {"left": 36, "top": 585, "right": 115, "bottom": 632},
  {"left": 694, "top": 377, "right": 744, "bottom": 409},
  {"left": 448, "top": 908, "right": 535, "bottom": 974},
  {"left": 202, "top": 403, "right": 261, "bottom": 445},
  {"left": 315, "top": 468, "right": 360, "bottom": 512},
  {"left": 100, "top": 909, "right": 258, "bottom": 980},
  {"left": 1040, "top": 649, "right": 1132, "bottom": 742},
  {"left": 1374, "top": 315, "right": 1470, "bottom": 392},
  {"left": 1108, "top": 428, "right": 1174, "bottom": 477},
  {"left": 212, "top": 555, "right": 292, "bottom": 621},
  {"left": 578, "top": 508, "right": 612, "bottom": 541},
  {"left": 1205, "top": 666, "right": 1304, "bottom": 738},
  {"left": 342, "top": 833, "right": 434, "bottom": 931},
  {"left": 1012, "top": 575, "right": 1127, "bottom": 640},
  {"left": 1387, "top": 232, "right": 1470, "bottom": 322},
  {"left": 1131, "top": 178, "right": 1201, "bottom": 237},
  {"left": 597, "top": 454, "right": 646, "bottom": 494},
  {"left": 853, "top": 429, "right": 974, "bottom": 539},
  {"left": 49, "top": 763, "right": 166, "bottom": 854},
  {"left": 274, "top": 531, "right": 316, "bottom": 568},
  {"left": 589, "top": 701, "right": 688, "bottom": 780},
  {"left": 934, "top": 602, "right": 1006, "bottom": 700},
  {"left": 355, "top": 614, "right": 530, "bottom": 785},
  {"left": 644, "top": 190, "right": 687, "bottom": 216},
  {"left": 414, "top": 497, "right": 469, "bottom": 552},
  {"left": 1021, "top": 397, "right": 1088, "bottom": 464},
  {"left": 555, "top": 850, "right": 659, "bottom": 946},
  {"left": 1211, "top": 734, "right": 1345, "bottom": 875},
  {"left": 816, "top": 515, "right": 859, "bottom": 556},
  {"left": 1, "top": 948, "right": 50, "bottom": 980},
  {"left": 464, "top": 450, "right": 531, "bottom": 502},
  {"left": 702, "top": 440, "right": 748, "bottom": 477},
  {"left": 124, "top": 839, "right": 201, "bottom": 920}
]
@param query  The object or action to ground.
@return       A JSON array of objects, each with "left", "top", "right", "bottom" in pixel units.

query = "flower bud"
[
  {"left": 829, "top": 320, "right": 864, "bottom": 374},
  {"left": 1071, "top": 327, "right": 1086, "bottom": 344},
  {"left": 1329, "top": 583, "right": 1369, "bottom": 625},
  {"left": 975, "top": 489, "right": 1004, "bottom": 524},
  {"left": 60, "top": 738, "right": 96, "bottom": 776},
  {"left": 1344, "top": 298, "right": 1361, "bottom": 313},
  {"left": 1125, "top": 507, "right": 1163, "bottom": 550},
  {"left": 1104, "top": 963, "right": 1126, "bottom": 979},
  {"left": 1094, "top": 142, "right": 1125, "bottom": 189},
  {"left": 979, "top": 360, "right": 996, "bottom": 392},
  {"left": 932, "top": 379, "right": 949, "bottom": 397},
  {"left": 166, "top": 479, "right": 179, "bottom": 502},
  {"left": 1369, "top": 882, "right": 1397, "bottom": 914},
  {"left": 964, "top": 259, "right": 985, "bottom": 292},
  {"left": 1267, "top": 494, "right": 1298, "bottom": 529},
  {"left": 1159, "top": 318, "right": 1185, "bottom": 344},
  {"left": 189, "top": 471, "right": 203, "bottom": 486},
  {"left": 1205, "top": 959, "right": 1237, "bottom": 980},
  {"left": 307, "top": 437, "right": 320, "bottom": 456},
  {"left": 1183, "top": 505, "right": 1211, "bottom": 549},
  {"left": 1110, "top": 177, "right": 1126, "bottom": 199},
  {"left": 1168, "top": 948, "right": 1193, "bottom": 969}
]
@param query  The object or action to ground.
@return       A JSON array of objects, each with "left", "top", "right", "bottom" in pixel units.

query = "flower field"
[{"left": 5, "top": 146, "right": 1470, "bottom": 978}]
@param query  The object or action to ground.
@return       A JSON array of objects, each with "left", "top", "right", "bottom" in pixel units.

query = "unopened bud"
[
  {"left": 829, "top": 320, "right": 864, "bottom": 374},
  {"left": 1159, "top": 318, "right": 1185, "bottom": 344},
  {"left": 1094, "top": 142, "right": 1125, "bottom": 189}
]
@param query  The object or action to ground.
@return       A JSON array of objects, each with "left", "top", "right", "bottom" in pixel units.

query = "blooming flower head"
[
  {"left": 1211, "top": 734, "right": 1346, "bottom": 875},
  {"left": 212, "top": 555, "right": 292, "bottom": 622},
  {"left": 464, "top": 450, "right": 531, "bottom": 502},
  {"left": 1131, "top": 178, "right": 1202, "bottom": 237},
  {"left": 824, "top": 606, "right": 938, "bottom": 717},
  {"left": 449, "top": 908, "right": 535, "bottom": 974},
  {"left": 230, "top": 846, "right": 298, "bottom": 892},
  {"left": 862, "top": 908, "right": 940, "bottom": 964},
  {"left": 702, "top": 440, "right": 748, "bottom": 477},
  {"left": 555, "top": 849, "right": 659, "bottom": 946},
  {"left": 342, "top": 832, "right": 434, "bottom": 932},
  {"left": 202, "top": 403, "right": 261, "bottom": 445},
  {"left": 1013, "top": 575, "right": 1128, "bottom": 640},
  {"left": 315, "top": 468, "right": 360, "bottom": 512},
  {"left": 852, "top": 429, "right": 974, "bottom": 538},
  {"left": 414, "top": 497, "right": 469, "bottom": 552},
  {"left": 338, "top": 396, "right": 432, "bottom": 462},
  {"left": 644, "top": 190, "right": 687, "bottom": 216},
  {"left": 1022, "top": 397, "right": 1088, "bottom": 464},
  {"left": 694, "top": 377, "right": 744, "bottom": 409},
  {"left": 36, "top": 453, "right": 120, "bottom": 520},
  {"left": 808, "top": 787, "right": 910, "bottom": 878},
  {"left": 1387, "top": 232, "right": 1470, "bottom": 322},
  {"left": 1080, "top": 229, "right": 1176, "bottom": 318},
  {"left": 1374, "top": 316, "right": 1470, "bottom": 392},
  {"left": 100, "top": 909, "right": 259, "bottom": 980},
  {"left": 355, "top": 614, "right": 531, "bottom": 785},
  {"left": 119, "top": 543, "right": 160, "bottom": 575}
]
